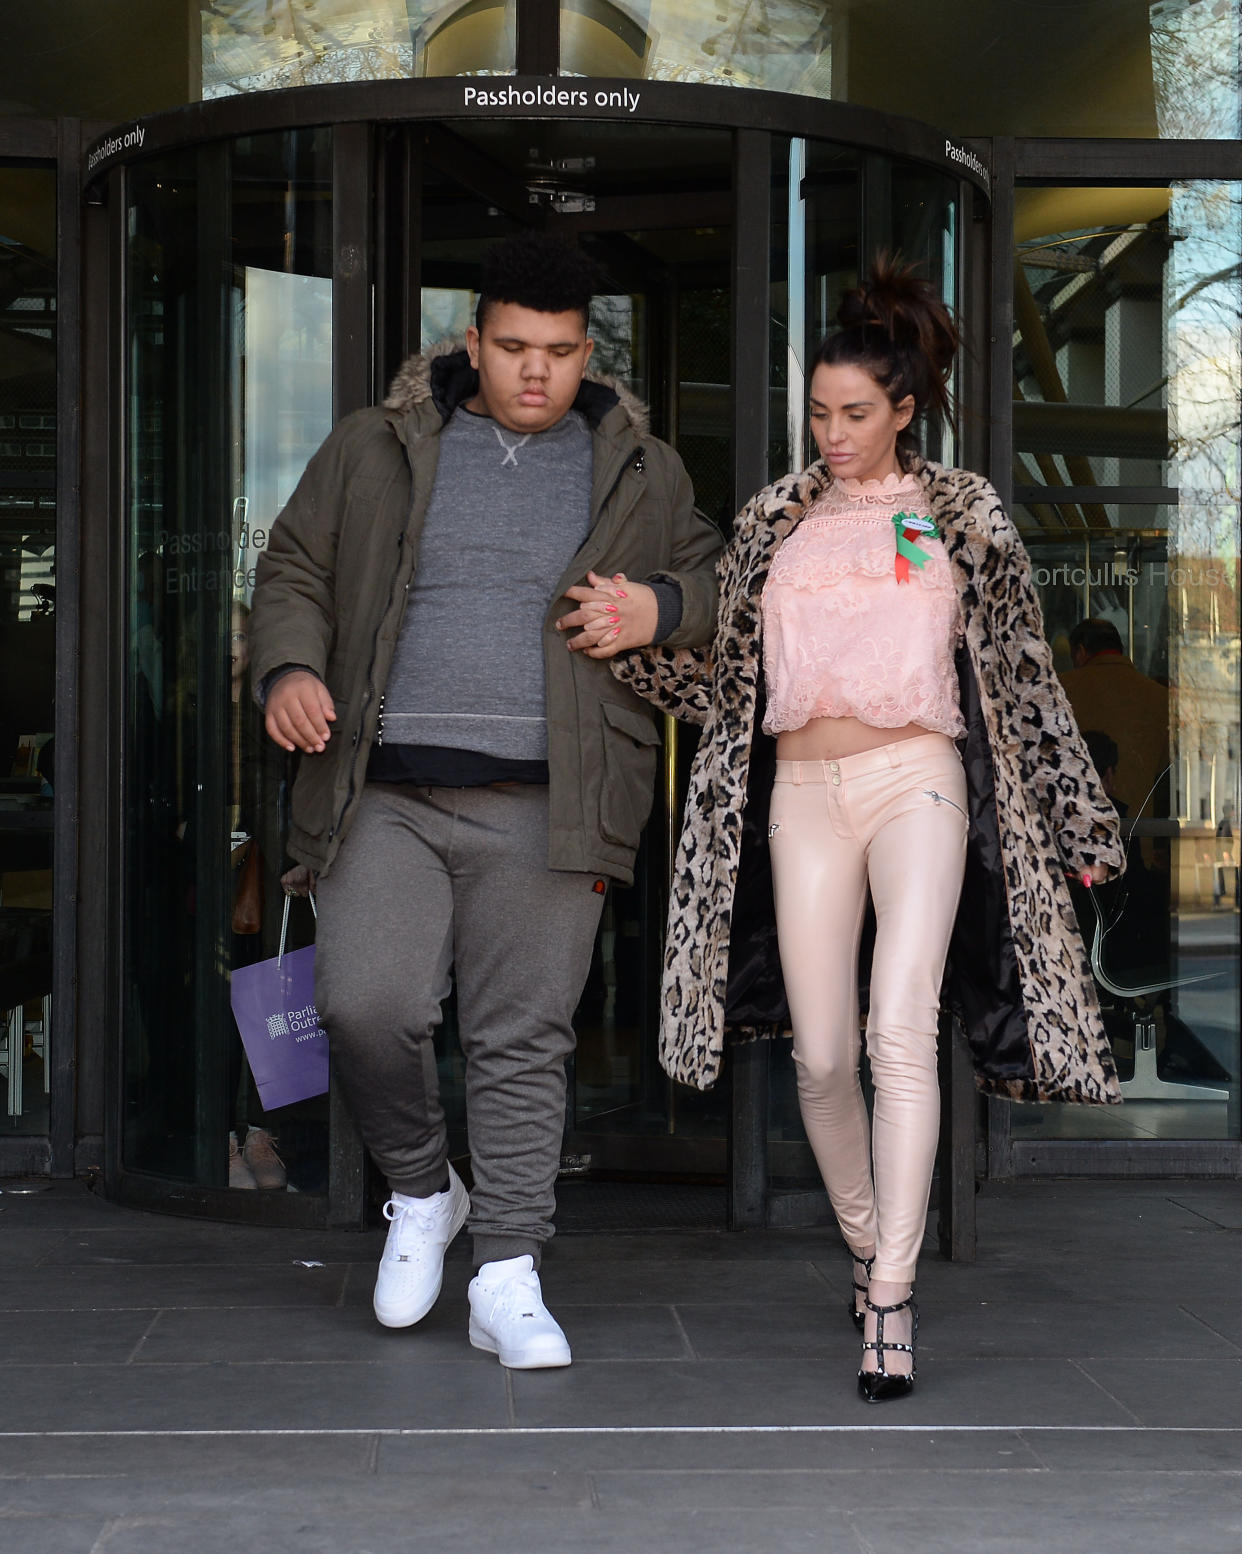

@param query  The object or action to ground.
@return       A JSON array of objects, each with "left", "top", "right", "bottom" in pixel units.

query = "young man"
[{"left": 248, "top": 235, "right": 720, "bottom": 1367}]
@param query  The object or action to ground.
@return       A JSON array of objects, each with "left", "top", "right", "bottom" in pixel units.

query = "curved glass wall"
[
  {"left": 1009, "top": 179, "right": 1241, "bottom": 1143},
  {"left": 123, "top": 129, "right": 333, "bottom": 1194}
]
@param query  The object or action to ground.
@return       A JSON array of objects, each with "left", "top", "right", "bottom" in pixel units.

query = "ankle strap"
[{"left": 862, "top": 1293, "right": 914, "bottom": 1315}]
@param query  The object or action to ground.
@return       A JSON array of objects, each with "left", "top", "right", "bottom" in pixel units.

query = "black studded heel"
[
  {"left": 848, "top": 1253, "right": 874, "bottom": 1332},
  {"left": 857, "top": 1291, "right": 918, "bottom": 1403}
]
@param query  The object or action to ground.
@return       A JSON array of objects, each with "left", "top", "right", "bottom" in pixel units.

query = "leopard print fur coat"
[{"left": 613, "top": 456, "right": 1126, "bottom": 1104}]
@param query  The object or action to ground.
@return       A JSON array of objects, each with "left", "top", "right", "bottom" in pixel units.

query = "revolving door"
[{"left": 86, "top": 80, "right": 987, "bottom": 1224}]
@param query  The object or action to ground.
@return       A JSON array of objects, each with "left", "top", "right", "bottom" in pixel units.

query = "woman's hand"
[{"left": 557, "top": 571, "right": 659, "bottom": 658}]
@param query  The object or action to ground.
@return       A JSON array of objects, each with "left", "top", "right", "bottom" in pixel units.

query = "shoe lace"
[
  {"left": 492, "top": 1270, "right": 543, "bottom": 1321},
  {"left": 245, "top": 1131, "right": 282, "bottom": 1165},
  {"left": 382, "top": 1196, "right": 443, "bottom": 1259}
]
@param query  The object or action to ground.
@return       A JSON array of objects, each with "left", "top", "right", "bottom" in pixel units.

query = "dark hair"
[
  {"left": 1082, "top": 729, "right": 1119, "bottom": 781},
  {"left": 1069, "top": 617, "right": 1125, "bottom": 658},
  {"left": 810, "top": 253, "right": 959, "bottom": 453},
  {"left": 475, "top": 233, "right": 601, "bottom": 332}
]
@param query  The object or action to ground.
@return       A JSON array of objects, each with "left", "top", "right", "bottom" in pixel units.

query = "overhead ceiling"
[{"left": 1, "top": 2, "right": 192, "bottom": 122}]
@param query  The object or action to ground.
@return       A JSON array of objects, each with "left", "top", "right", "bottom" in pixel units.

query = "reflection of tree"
[
  {"left": 1167, "top": 182, "right": 1242, "bottom": 524},
  {"left": 587, "top": 294, "right": 636, "bottom": 384},
  {"left": 201, "top": 0, "right": 415, "bottom": 95},
  {"left": 1149, "top": 0, "right": 1242, "bottom": 140},
  {"left": 648, "top": 0, "right": 833, "bottom": 94}
]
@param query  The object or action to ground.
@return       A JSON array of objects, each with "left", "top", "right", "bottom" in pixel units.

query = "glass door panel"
[
  {"left": 0, "top": 164, "right": 56, "bottom": 1138},
  {"left": 122, "top": 129, "right": 334, "bottom": 1192},
  {"left": 1011, "top": 184, "right": 1241, "bottom": 1143}
]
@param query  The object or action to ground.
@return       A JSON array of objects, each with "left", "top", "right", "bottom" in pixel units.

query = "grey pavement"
[{"left": 0, "top": 1176, "right": 1239, "bottom": 1553}]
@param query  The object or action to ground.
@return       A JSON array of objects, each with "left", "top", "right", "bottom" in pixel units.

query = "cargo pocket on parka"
[
  {"left": 291, "top": 696, "right": 348, "bottom": 843},
  {"left": 597, "top": 699, "right": 662, "bottom": 848}
]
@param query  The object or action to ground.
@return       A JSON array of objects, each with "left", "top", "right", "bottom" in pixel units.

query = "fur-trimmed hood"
[{"left": 383, "top": 338, "right": 650, "bottom": 437}]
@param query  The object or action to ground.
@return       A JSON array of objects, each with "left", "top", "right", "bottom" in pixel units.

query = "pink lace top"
[{"left": 761, "top": 472, "right": 965, "bottom": 738}]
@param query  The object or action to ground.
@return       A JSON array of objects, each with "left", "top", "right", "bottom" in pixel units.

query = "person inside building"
[
  {"left": 1060, "top": 616, "right": 1170, "bottom": 827},
  {"left": 248, "top": 233, "right": 721, "bottom": 1368},
  {"left": 613, "top": 256, "right": 1123, "bottom": 1402}
]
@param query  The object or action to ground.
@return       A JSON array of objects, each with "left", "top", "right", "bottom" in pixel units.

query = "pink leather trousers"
[{"left": 769, "top": 733, "right": 968, "bottom": 1283}]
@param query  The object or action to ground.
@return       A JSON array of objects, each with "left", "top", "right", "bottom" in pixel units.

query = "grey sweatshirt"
[{"left": 379, "top": 406, "right": 594, "bottom": 761}]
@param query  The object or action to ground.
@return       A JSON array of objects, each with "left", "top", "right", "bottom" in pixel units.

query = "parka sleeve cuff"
[{"left": 643, "top": 577, "right": 684, "bottom": 643}]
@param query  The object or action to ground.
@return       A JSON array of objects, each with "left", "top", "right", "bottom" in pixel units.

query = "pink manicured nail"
[
  {"left": 615, "top": 589, "right": 628, "bottom": 598},
  {"left": 610, "top": 627, "right": 621, "bottom": 638},
  {"left": 1081, "top": 872, "right": 1093, "bottom": 888}
]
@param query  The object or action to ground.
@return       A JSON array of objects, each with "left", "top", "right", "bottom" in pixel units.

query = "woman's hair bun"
[
  {"left": 837, "top": 253, "right": 957, "bottom": 378},
  {"left": 815, "top": 251, "right": 959, "bottom": 440}
]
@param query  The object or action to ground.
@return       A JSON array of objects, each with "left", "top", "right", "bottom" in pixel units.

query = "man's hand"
[
  {"left": 280, "top": 864, "right": 317, "bottom": 896},
  {"left": 265, "top": 671, "right": 336, "bottom": 753},
  {"left": 557, "top": 572, "right": 658, "bottom": 658}
]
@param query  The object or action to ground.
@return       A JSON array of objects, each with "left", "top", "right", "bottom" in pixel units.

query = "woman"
[{"left": 609, "top": 258, "right": 1124, "bottom": 1402}]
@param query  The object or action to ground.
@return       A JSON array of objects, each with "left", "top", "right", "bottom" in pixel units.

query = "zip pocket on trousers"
[{"left": 922, "top": 788, "right": 967, "bottom": 819}]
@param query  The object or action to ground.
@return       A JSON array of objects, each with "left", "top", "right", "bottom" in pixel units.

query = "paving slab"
[
  {"left": 0, "top": 1513, "right": 108, "bottom": 1554},
  {"left": 59, "top": 1507, "right": 850, "bottom": 1554},
  {"left": 0, "top": 1260, "right": 349, "bottom": 1311},
  {"left": 589, "top": 1464, "right": 1242, "bottom": 1512},
  {"left": 0, "top": 1431, "right": 379, "bottom": 1481},
  {"left": 32, "top": 1225, "right": 384, "bottom": 1267},
  {"left": 2, "top": 1358, "right": 510, "bottom": 1432},
  {"left": 858, "top": 1506, "right": 1242, "bottom": 1554},
  {"left": 1020, "top": 1426, "right": 1242, "bottom": 1472},
  {"left": 1075, "top": 1357, "right": 1242, "bottom": 1428},
  {"left": 509, "top": 1356, "right": 1139, "bottom": 1430},
  {"left": 0, "top": 1307, "right": 158, "bottom": 1364},
  {"left": 374, "top": 1425, "right": 1046, "bottom": 1474}
]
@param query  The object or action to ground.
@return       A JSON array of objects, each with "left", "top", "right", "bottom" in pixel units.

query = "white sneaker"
[
  {"left": 372, "top": 1164, "right": 470, "bottom": 1329},
  {"left": 468, "top": 1254, "right": 571, "bottom": 1369}
]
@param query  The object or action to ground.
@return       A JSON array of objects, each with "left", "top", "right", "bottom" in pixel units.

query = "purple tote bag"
[{"left": 230, "top": 894, "right": 329, "bottom": 1110}]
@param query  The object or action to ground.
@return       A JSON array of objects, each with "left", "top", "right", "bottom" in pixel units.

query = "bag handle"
[{"left": 277, "top": 888, "right": 317, "bottom": 969}]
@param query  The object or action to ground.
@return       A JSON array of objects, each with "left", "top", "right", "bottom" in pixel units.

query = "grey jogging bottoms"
[{"left": 314, "top": 782, "right": 605, "bottom": 1267}]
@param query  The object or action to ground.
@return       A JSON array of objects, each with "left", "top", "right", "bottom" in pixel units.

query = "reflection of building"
[{"left": 0, "top": 1, "right": 1238, "bottom": 1212}]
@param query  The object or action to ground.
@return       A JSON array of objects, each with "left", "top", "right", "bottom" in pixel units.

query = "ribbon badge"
[{"left": 892, "top": 511, "right": 939, "bottom": 584}]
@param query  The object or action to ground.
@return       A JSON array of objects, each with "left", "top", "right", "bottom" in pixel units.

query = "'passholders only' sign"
[
  {"left": 463, "top": 83, "right": 642, "bottom": 113},
  {"left": 87, "top": 123, "right": 146, "bottom": 173}
]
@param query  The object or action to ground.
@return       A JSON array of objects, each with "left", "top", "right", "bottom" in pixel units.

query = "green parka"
[{"left": 248, "top": 345, "right": 722, "bottom": 884}]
